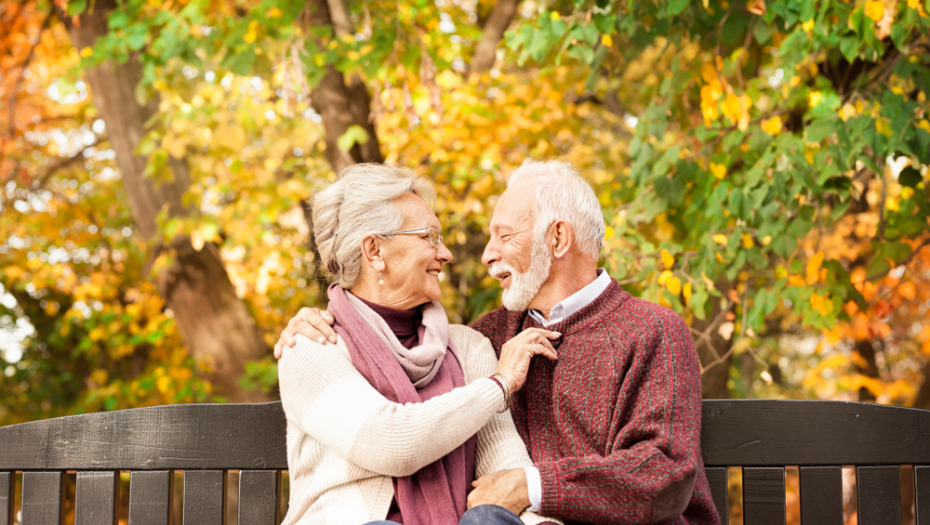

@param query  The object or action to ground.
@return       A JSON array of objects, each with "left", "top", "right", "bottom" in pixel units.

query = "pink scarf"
[{"left": 327, "top": 284, "right": 475, "bottom": 525}]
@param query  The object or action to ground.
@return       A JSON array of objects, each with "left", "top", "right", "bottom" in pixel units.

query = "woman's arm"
[
  {"left": 451, "top": 326, "right": 564, "bottom": 525},
  {"left": 278, "top": 334, "right": 503, "bottom": 477}
]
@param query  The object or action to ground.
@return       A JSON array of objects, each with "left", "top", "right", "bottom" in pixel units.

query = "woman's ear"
[
  {"left": 549, "top": 220, "right": 573, "bottom": 259},
  {"left": 361, "top": 235, "right": 387, "bottom": 272}
]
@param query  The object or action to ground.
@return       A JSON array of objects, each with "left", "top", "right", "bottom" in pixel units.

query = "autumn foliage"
[{"left": 0, "top": 0, "right": 928, "bottom": 437}]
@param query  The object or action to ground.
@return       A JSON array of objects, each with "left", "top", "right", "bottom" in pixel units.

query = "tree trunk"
[
  {"left": 470, "top": 0, "right": 521, "bottom": 73},
  {"left": 855, "top": 339, "right": 880, "bottom": 402},
  {"left": 63, "top": 1, "right": 272, "bottom": 403},
  {"left": 304, "top": 0, "right": 382, "bottom": 173}
]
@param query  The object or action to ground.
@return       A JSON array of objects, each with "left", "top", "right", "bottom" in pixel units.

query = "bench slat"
[
  {"left": 238, "top": 471, "right": 278, "bottom": 525},
  {"left": 742, "top": 467, "right": 785, "bottom": 525},
  {"left": 702, "top": 401, "right": 930, "bottom": 467},
  {"left": 183, "top": 471, "right": 225, "bottom": 525},
  {"left": 799, "top": 466, "right": 842, "bottom": 525},
  {"left": 75, "top": 472, "right": 118, "bottom": 525},
  {"left": 704, "top": 467, "right": 728, "bottom": 525},
  {"left": 0, "top": 472, "right": 12, "bottom": 525},
  {"left": 917, "top": 466, "right": 930, "bottom": 525},
  {"left": 857, "top": 465, "right": 901, "bottom": 525},
  {"left": 0, "top": 403, "right": 287, "bottom": 471},
  {"left": 21, "top": 472, "right": 65, "bottom": 525},
  {"left": 128, "top": 471, "right": 172, "bottom": 525}
]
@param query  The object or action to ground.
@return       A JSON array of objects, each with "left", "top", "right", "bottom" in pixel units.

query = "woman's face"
[{"left": 380, "top": 193, "right": 454, "bottom": 309}]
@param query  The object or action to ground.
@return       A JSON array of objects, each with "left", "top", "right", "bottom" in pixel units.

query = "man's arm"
[{"left": 273, "top": 307, "right": 337, "bottom": 358}]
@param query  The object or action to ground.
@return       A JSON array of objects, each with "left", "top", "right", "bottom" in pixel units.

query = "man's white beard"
[{"left": 492, "top": 235, "right": 551, "bottom": 311}]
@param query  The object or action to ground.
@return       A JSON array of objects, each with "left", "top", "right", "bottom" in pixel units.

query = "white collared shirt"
[
  {"left": 527, "top": 269, "right": 611, "bottom": 326},
  {"left": 522, "top": 268, "right": 612, "bottom": 511}
]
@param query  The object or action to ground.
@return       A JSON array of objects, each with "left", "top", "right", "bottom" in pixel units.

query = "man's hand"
[
  {"left": 272, "top": 307, "right": 337, "bottom": 359},
  {"left": 467, "top": 468, "right": 530, "bottom": 515}
]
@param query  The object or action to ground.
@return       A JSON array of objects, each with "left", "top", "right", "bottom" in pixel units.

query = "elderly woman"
[{"left": 278, "top": 164, "right": 560, "bottom": 525}]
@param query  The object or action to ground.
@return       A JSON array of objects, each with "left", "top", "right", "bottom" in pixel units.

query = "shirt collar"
[{"left": 527, "top": 269, "right": 611, "bottom": 326}]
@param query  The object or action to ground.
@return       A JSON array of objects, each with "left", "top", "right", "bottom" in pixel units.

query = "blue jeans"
[
  {"left": 459, "top": 504, "right": 524, "bottom": 525},
  {"left": 365, "top": 505, "right": 523, "bottom": 525}
]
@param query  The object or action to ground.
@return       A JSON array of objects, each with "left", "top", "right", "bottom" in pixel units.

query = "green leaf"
[
  {"left": 68, "top": 0, "right": 88, "bottom": 15},
  {"left": 593, "top": 13, "right": 617, "bottom": 34},
  {"left": 668, "top": 0, "right": 690, "bottom": 16},
  {"left": 337, "top": 125, "right": 370, "bottom": 151},
  {"left": 570, "top": 24, "right": 599, "bottom": 46},
  {"left": 771, "top": 235, "right": 797, "bottom": 258},
  {"left": 899, "top": 166, "right": 922, "bottom": 188},
  {"left": 567, "top": 44, "right": 595, "bottom": 64},
  {"left": 840, "top": 35, "right": 860, "bottom": 62}
]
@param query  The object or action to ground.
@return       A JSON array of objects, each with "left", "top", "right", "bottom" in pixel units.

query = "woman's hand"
[
  {"left": 273, "top": 307, "right": 338, "bottom": 358},
  {"left": 495, "top": 328, "right": 560, "bottom": 392}
]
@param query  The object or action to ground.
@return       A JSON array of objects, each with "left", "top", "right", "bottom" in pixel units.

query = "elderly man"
[{"left": 275, "top": 160, "right": 719, "bottom": 525}]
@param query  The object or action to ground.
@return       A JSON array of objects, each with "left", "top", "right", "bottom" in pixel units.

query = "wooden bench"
[{"left": 0, "top": 400, "right": 928, "bottom": 524}]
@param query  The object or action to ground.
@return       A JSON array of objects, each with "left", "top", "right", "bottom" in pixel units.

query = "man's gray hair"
[
  {"left": 312, "top": 163, "right": 436, "bottom": 288},
  {"left": 507, "top": 159, "right": 605, "bottom": 260}
]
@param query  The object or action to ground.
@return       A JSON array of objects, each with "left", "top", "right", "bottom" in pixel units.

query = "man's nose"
[{"left": 481, "top": 240, "right": 499, "bottom": 267}]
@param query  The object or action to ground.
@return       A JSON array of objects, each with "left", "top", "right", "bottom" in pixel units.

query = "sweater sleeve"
[
  {"left": 278, "top": 334, "right": 505, "bottom": 478},
  {"left": 534, "top": 311, "right": 702, "bottom": 524},
  {"left": 450, "top": 326, "right": 564, "bottom": 525}
]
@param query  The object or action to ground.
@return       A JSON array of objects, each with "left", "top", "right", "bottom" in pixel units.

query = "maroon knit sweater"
[{"left": 471, "top": 280, "right": 719, "bottom": 525}]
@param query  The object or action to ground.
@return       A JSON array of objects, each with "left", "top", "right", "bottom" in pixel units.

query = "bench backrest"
[{"left": 0, "top": 400, "right": 928, "bottom": 525}]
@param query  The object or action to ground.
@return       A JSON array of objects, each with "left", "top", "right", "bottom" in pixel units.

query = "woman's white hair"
[
  {"left": 507, "top": 159, "right": 605, "bottom": 260},
  {"left": 312, "top": 163, "right": 436, "bottom": 288}
]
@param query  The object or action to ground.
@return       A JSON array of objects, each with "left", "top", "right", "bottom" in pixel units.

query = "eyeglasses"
[{"left": 381, "top": 227, "right": 444, "bottom": 247}]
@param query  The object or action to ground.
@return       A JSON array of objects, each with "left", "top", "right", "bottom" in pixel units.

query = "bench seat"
[{"left": 1, "top": 399, "right": 928, "bottom": 524}]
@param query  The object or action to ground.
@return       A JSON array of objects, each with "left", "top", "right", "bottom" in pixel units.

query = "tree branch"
[
  {"left": 867, "top": 237, "right": 930, "bottom": 281},
  {"left": 469, "top": 0, "right": 520, "bottom": 74}
]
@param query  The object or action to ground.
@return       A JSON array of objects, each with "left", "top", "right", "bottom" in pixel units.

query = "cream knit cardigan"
[{"left": 278, "top": 324, "right": 558, "bottom": 525}]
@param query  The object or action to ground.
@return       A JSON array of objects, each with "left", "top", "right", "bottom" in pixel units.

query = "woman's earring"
[{"left": 378, "top": 272, "right": 384, "bottom": 286}]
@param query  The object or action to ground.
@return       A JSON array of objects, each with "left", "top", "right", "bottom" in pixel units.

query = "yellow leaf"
[
  {"left": 808, "top": 90, "right": 822, "bottom": 108},
  {"left": 788, "top": 274, "right": 807, "bottom": 287},
  {"left": 802, "top": 19, "right": 815, "bottom": 32},
  {"left": 886, "top": 196, "right": 900, "bottom": 211},
  {"left": 741, "top": 233, "right": 755, "bottom": 249},
  {"left": 810, "top": 292, "right": 832, "bottom": 316},
  {"left": 604, "top": 226, "right": 615, "bottom": 241},
  {"left": 80, "top": 47, "right": 93, "bottom": 58},
  {"left": 266, "top": 7, "right": 282, "bottom": 18},
  {"left": 701, "top": 272, "right": 716, "bottom": 290},
  {"left": 157, "top": 376, "right": 172, "bottom": 395},
  {"left": 806, "top": 250, "right": 825, "bottom": 285},
  {"left": 865, "top": 0, "right": 885, "bottom": 21},
  {"left": 666, "top": 276, "right": 682, "bottom": 295},
  {"left": 838, "top": 103, "right": 857, "bottom": 121},
  {"left": 660, "top": 249, "right": 675, "bottom": 269},
  {"left": 789, "top": 75, "right": 801, "bottom": 87},
  {"left": 601, "top": 34, "right": 613, "bottom": 47},
  {"left": 761, "top": 116, "right": 782, "bottom": 135},
  {"left": 761, "top": 235, "right": 772, "bottom": 246},
  {"left": 712, "top": 233, "right": 729, "bottom": 246},
  {"left": 89, "top": 326, "right": 106, "bottom": 342},
  {"left": 659, "top": 270, "right": 673, "bottom": 285},
  {"left": 91, "top": 369, "right": 109, "bottom": 386},
  {"left": 716, "top": 252, "right": 725, "bottom": 262},
  {"left": 902, "top": 187, "right": 915, "bottom": 199},
  {"left": 710, "top": 162, "right": 727, "bottom": 180},
  {"left": 918, "top": 119, "right": 930, "bottom": 132},
  {"left": 683, "top": 282, "right": 692, "bottom": 303},
  {"left": 701, "top": 63, "right": 718, "bottom": 84}
]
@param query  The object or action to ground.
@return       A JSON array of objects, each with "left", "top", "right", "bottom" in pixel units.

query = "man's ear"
[
  {"left": 549, "top": 220, "right": 573, "bottom": 259},
  {"left": 360, "top": 235, "right": 386, "bottom": 272}
]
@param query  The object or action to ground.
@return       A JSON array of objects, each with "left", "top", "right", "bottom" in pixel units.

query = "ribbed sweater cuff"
[{"left": 536, "top": 460, "right": 561, "bottom": 516}]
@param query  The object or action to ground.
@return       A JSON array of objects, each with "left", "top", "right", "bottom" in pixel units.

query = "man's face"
[{"left": 482, "top": 180, "right": 552, "bottom": 310}]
